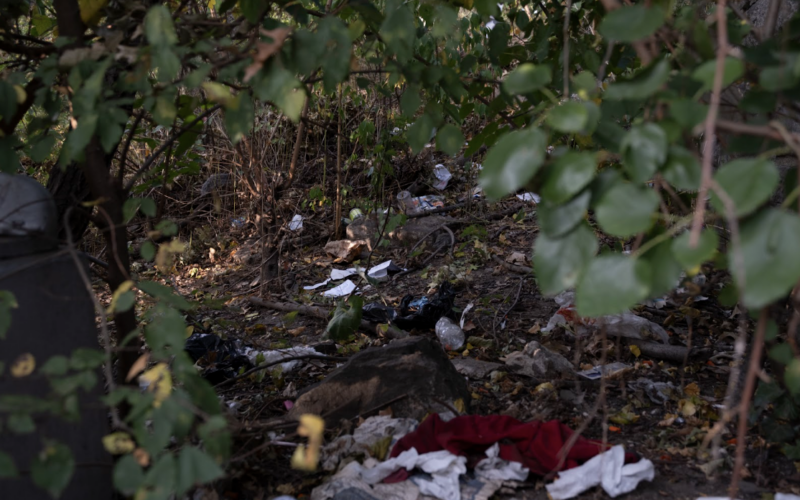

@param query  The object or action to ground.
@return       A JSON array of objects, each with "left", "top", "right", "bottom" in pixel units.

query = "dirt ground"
[{"left": 107, "top": 164, "right": 800, "bottom": 500}]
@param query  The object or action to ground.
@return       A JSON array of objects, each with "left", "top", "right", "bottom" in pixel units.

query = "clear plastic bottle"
[{"left": 435, "top": 317, "right": 465, "bottom": 351}]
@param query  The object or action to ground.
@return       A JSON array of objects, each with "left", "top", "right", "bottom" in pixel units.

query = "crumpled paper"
[
  {"left": 545, "top": 445, "right": 654, "bottom": 500},
  {"left": 474, "top": 443, "right": 529, "bottom": 481}
]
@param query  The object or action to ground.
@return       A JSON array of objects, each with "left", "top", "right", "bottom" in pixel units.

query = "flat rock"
[
  {"left": 346, "top": 214, "right": 454, "bottom": 247},
  {"left": 451, "top": 358, "right": 502, "bottom": 379},
  {"left": 290, "top": 336, "right": 470, "bottom": 424},
  {"left": 504, "top": 341, "right": 576, "bottom": 379}
]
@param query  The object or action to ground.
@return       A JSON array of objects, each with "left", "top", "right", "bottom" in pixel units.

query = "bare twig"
[
  {"left": 690, "top": 0, "right": 729, "bottom": 248},
  {"left": 214, "top": 353, "right": 345, "bottom": 389},
  {"left": 730, "top": 309, "right": 769, "bottom": 498},
  {"left": 491, "top": 254, "right": 532, "bottom": 274},
  {"left": 562, "top": 0, "right": 573, "bottom": 97}
]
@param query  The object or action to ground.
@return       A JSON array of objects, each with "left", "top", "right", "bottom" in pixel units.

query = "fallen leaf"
[
  {"left": 528, "top": 323, "right": 541, "bottom": 334},
  {"left": 462, "top": 320, "right": 476, "bottom": 332},
  {"left": 629, "top": 345, "right": 641, "bottom": 358},
  {"left": 684, "top": 382, "right": 700, "bottom": 397},
  {"left": 658, "top": 414, "right": 678, "bottom": 427},
  {"left": 244, "top": 27, "right": 292, "bottom": 82},
  {"left": 288, "top": 326, "right": 307, "bottom": 337},
  {"left": 610, "top": 405, "right": 640, "bottom": 425},
  {"left": 291, "top": 414, "right": 324, "bottom": 471},
  {"left": 608, "top": 426, "right": 621, "bottom": 433},
  {"left": 10, "top": 353, "right": 35, "bottom": 377},
  {"left": 679, "top": 399, "right": 697, "bottom": 417}
]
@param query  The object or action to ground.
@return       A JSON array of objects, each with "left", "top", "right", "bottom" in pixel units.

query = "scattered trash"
[
  {"left": 362, "top": 302, "right": 398, "bottom": 323},
  {"left": 243, "top": 345, "right": 320, "bottom": 373},
  {"left": 504, "top": 341, "right": 576, "bottom": 379},
  {"left": 432, "top": 164, "right": 452, "bottom": 190},
  {"left": 290, "top": 337, "right": 470, "bottom": 425},
  {"left": 545, "top": 445, "right": 654, "bottom": 500},
  {"left": 349, "top": 208, "right": 364, "bottom": 220},
  {"left": 451, "top": 358, "right": 502, "bottom": 379},
  {"left": 184, "top": 333, "right": 252, "bottom": 384},
  {"left": 629, "top": 377, "right": 677, "bottom": 404},
  {"left": 231, "top": 217, "right": 246, "bottom": 228},
  {"left": 289, "top": 214, "right": 304, "bottom": 231},
  {"left": 578, "top": 362, "right": 631, "bottom": 381},
  {"left": 475, "top": 442, "right": 529, "bottom": 481},
  {"left": 459, "top": 303, "right": 474, "bottom": 329},
  {"left": 516, "top": 192, "right": 541, "bottom": 203},
  {"left": 409, "top": 297, "right": 429, "bottom": 309},
  {"left": 387, "top": 414, "right": 640, "bottom": 481},
  {"left": 435, "top": 317, "right": 465, "bottom": 351},
  {"left": 394, "top": 282, "right": 456, "bottom": 331},
  {"left": 506, "top": 251, "right": 529, "bottom": 266},
  {"left": 322, "top": 279, "right": 357, "bottom": 298},
  {"left": 775, "top": 495, "right": 800, "bottom": 500},
  {"left": 398, "top": 192, "right": 446, "bottom": 216},
  {"left": 325, "top": 239, "right": 369, "bottom": 263},
  {"left": 305, "top": 260, "right": 405, "bottom": 294},
  {"left": 321, "top": 415, "right": 419, "bottom": 472},
  {"left": 542, "top": 291, "right": 669, "bottom": 344}
]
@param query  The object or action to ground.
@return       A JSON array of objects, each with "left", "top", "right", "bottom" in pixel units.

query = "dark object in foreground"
[
  {"left": 289, "top": 336, "right": 470, "bottom": 424},
  {"left": 184, "top": 333, "right": 252, "bottom": 384},
  {"left": 361, "top": 282, "right": 456, "bottom": 331}
]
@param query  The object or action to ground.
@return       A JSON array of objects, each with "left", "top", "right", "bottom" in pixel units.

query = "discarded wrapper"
[
  {"left": 433, "top": 164, "right": 453, "bottom": 190},
  {"left": 289, "top": 214, "right": 304, "bottom": 231},
  {"left": 577, "top": 362, "right": 631, "bottom": 381},
  {"left": 516, "top": 192, "right": 541, "bottom": 203}
]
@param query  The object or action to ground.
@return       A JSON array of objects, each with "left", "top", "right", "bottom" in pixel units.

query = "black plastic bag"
[{"left": 185, "top": 333, "right": 252, "bottom": 384}]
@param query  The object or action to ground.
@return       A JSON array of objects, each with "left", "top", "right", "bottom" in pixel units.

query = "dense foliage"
[{"left": 2, "top": 0, "right": 800, "bottom": 496}]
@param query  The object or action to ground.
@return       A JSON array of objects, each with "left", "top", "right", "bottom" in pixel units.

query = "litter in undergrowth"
[
  {"left": 542, "top": 291, "right": 669, "bottom": 344},
  {"left": 321, "top": 415, "right": 419, "bottom": 472},
  {"left": 516, "top": 192, "right": 540, "bottom": 203},
  {"left": 629, "top": 377, "right": 678, "bottom": 404},
  {"left": 397, "top": 192, "right": 446, "bottom": 216},
  {"left": 304, "top": 260, "right": 405, "bottom": 294},
  {"left": 184, "top": 333, "right": 252, "bottom": 384},
  {"left": 322, "top": 279, "right": 357, "bottom": 298},
  {"left": 504, "top": 341, "right": 576, "bottom": 379},
  {"left": 432, "top": 164, "right": 452, "bottom": 190},
  {"left": 289, "top": 214, "right": 304, "bottom": 231},
  {"left": 394, "top": 282, "right": 456, "bottom": 330},
  {"left": 435, "top": 316, "right": 465, "bottom": 351},
  {"left": 578, "top": 362, "right": 631, "bottom": 381},
  {"left": 242, "top": 345, "right": 320, "bottom": 373},
  {"left": 325, "top": 239, "right": 369, "bottom": 262},
  {"left": 545, "top": 445, "right": 655, "bottom": 500}
]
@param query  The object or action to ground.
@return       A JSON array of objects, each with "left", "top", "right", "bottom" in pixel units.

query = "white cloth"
[
  {"left": 474, "top": 443, "right": 529, "bottom": 481},
  {"left": 546, "top": 445, "right": 654, "bottom": 499}
]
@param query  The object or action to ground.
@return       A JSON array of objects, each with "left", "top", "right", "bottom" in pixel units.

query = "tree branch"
[{"left": 0, "top": 78, "right": 42, "bottom": 136}]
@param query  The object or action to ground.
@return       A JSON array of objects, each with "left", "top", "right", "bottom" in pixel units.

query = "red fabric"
[{"left": 384, "top": 414, "right": 638, "bottom": 483}]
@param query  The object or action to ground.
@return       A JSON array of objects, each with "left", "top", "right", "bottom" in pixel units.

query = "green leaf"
[
  {"left": 137, "top": 281, "right": 194, "bottom": 310},
  {"left": 144, "top": 304, "right": 187, "bottom": 353},
  {"left": 176, "top": 447, "right": 225, "bottom": 496},
  {"left": 786, "top": 359, "right": 800, "bottom": 397},
  {"left": 661, "top": 146, "right": 701, "bottom": 191},
  {"left": 199, "top": 415, "right": 232, "bottom": 462},
  {"left": 0, "top": 82, "right": 18, "bottom": 122},
  {"left": 153, "top": 95, "right": 176, "bottom": 127},
  {"left": 407, "top": 114, "right": 435, "bottom": 154},
  {"left": 153, "top": 48, "right": 181, "bottom": 83},
  {"left": 0, "top": 451, "right": 17, "bottom": 478},
  {"left": 502, "top": 63, "right": 552, "bottom": 95},
  {"left": 318, "top": 17, "right": 352, "bottom": 92},
  {"left": 577, "top": 255, "right": 651, "bottom": 317},
  {"left": 31, "top": 442, "right": 75, "bottom": 498},
  {"left": 759, "top": 66, "right": 800, "bottom": 92},
  {"left": 436, "top": 124, "right": 464, "bottom": 156},
  {"left": 595, "top": 183, "right": 659, "bottom": 237},
  {"left": 141, "top": 241, "right": 156, "bottom": 261},
  {"left": 239, "top": 0, "right": 266, "bottom": 23},
  {"left": 143, "top": 454, "right": 176, "bottom": 498},
  {"left": 546, "top": 101, "right": 588, "bottom": 133},
  {"left": 0, "top": 135, "right": 20, "bottom": 173},
  {"left": 740, "top": 88, "right": 778, "bottom": 113},
  {"left": 254, "top": 64, "right": 306, "bottom": 123},
  {"left": 0, "top": 290, "right": 18, "bottom": 339},
  {"left": 670, "top": 99, "right": 708, "bottom": 130},
  {"left": 599, "top": 6, "right": 665, "bottom": 42},
  {"left": 400, "top": 88, "right": 421, "bottom": 117},
  {"left": 641, "top": 238, "right": 683, "bottom": 298},
  {"left": 70, "top": 348, "right": 105, "bottom": 370},
  {"left": 327, "top": 296, "right": 363, "bottom": 341},
  {"left": 30, "top": 135, "right": 57, "bottom": 163},
  {"left": 620, "top": 123, "right": 667, "bottom": 183},
  {"left": 479, "top": 128, "right": 548, "bottom": 200},
  {"left": 710, "top": 158, "right": 778, "bottom": 217},
  {"left": 113, "top": 455, "right": 144, "bottom": 495},
  {"left": 145, "top": 5, "right": 178, "bottom": 47},
  {"left": 671, "top": 230, "right": 719, "bottom": 272},
  {"left": 538, "top": 190, "right": 591, "bottom": 238},
  {"left": 62, "top": 113, "right": 98, "bottom": 163},
  {"left": 541, "top": 152, "right": 596, "bottom": 204},
  {"left": 737, "top": 209, "right": 800, "bottom": 309},
  {"left": 7, "top": 413, "right": 35, "bottom": 434},
  {"left": 40, "top": 355, "right": 70, "bottom": 376},
  {"left": 604, "top": 59, "right": 670, "bottom": 101},
  {"left": 692, "top": 57, "right": 744, "bottom": 93},
  {"left": 224, "top": 94, "right": 254, "bottom": 144},
  {"left": 380, "top": 1, "right": 416, "bottom": 64},
  {"left": 533, "top": 222, "right": 598, "bottom": 295}
]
